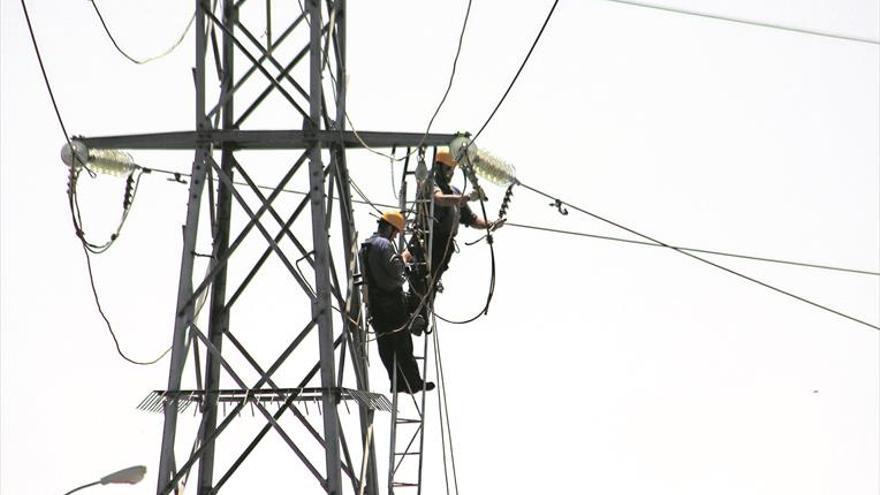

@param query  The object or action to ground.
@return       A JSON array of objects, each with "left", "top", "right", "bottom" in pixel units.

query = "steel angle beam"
[{"left": 77, "top": 129, "right": 459, "bottom": 151}]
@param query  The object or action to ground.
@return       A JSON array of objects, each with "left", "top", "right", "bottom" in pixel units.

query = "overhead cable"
[
  {"left": 90, "top": 0, "right": 196, "bottom": 64},
  {"left": 21, "top": 0, "right": 172, "bottom": 364},
  {"left": 518, "top": 181, "right": 880, "bottom": 331},
  {"left": 146, "top": 166, "right": 875, "bottom": 277},
  {"left": 419, "top": 0, "right": 474, "bottom": 150},
  {"left": 315, "top": 0, "right": 474, "bottom": 162},
  {"left": 21, "top": 0, "right": 70, "bottom": 140},
  {"left": 600, "top": 0, "right": 880, "bottom": 46},
  {"left": 470, "top": 0, "right": 560, "bottom": 144},
  {"left": 505, "top": 222, "right": 880, "bottom": 276}
]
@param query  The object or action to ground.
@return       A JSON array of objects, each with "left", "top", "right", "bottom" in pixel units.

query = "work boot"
[
  {"left": 393, "top": 381, "right": 435, "bottom": 394},
  {"left": 410, "top": 315, "right": 427, "bottom": 336}
]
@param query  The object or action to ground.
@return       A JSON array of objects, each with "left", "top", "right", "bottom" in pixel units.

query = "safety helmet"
[
  {"left": 435, "top": 150, "right": 457, "bottom": 168},
  {"left": 380, "top": 211, "right": 405, "bottom": 233}
]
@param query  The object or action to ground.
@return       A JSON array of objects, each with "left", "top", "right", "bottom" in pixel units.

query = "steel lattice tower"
[{"left": 78, "top": 1, "right": 454, "bottom": 493}]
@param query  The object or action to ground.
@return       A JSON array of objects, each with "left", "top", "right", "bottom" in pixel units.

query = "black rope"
[
  {"left": 518, "top": 181, "right": 880, "bottom": 331},
  {"left": 21, "top": 0, "right": 171, "bottom": 364}
]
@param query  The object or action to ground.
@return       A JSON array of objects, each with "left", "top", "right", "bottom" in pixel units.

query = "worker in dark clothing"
[
  {"left": 360, "top": 211, "right": 433, "bottom": 394},
  {"left": 408, "top": 151, "right": 504, "bottom": 327}
]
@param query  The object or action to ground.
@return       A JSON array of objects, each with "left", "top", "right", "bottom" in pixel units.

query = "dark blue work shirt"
[
  {"left": 362, "top": 234, "right": 405, "bottom": 292},
  {"left": 423, "top": 183, "right": 477, "bottom": 237}
]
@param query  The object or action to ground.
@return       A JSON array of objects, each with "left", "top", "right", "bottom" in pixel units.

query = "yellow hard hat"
[
  {"left": 381, "top": 211, "right": 405, "bottom": 232},
  {"left": 435, "top": 151, "right": 457, "bottom": 168}
]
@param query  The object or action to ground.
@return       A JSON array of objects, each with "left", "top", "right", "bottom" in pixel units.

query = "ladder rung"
[
  {"left": 413, "top": 355, "right": 424, "bottom": 360},
  {"left": 395, "top": 418, "right": 421, "bottom": 424},
  {"left": 392, "top": 482, "right": 420, "bottom": 487},
  {"left": 394, "top": 452, "right": 421, "bottom": 456}
]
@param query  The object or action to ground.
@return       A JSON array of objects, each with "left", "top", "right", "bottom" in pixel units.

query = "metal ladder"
[{"left": 387, "top": 147, "right": 436, "bottom": 494}]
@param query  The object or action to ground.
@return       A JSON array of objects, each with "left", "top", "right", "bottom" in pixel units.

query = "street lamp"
[{"left": 63, "top": 465, "right": 147, "bottom": 495}]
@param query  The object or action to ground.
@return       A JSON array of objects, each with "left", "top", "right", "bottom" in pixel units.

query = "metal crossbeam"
[{"left": 77, "top": 129, "right": 458, "bottom": 150}]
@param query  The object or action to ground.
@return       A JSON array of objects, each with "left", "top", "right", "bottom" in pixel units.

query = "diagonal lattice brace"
[
  {"left": 209, "top": 155, "right": 318, "bottom": 297},
  {"left": 183, "top": 151, "right": 309, "bottom": 312},
  {"left": 160, "top": 315, "right": 322, "bottom": 495},
  {"left": 205, "top": 9, "right": 309, "bottom": 121},
  {"left": 208, "top": 333, "right": 348, "bottom": 494},
  {"left": 235, "top": 19, "right": 309, "bottom": 100},
  {"left": 206, "top": 11, "right": 308, "bottom": 120},
  {"left": 234, "top": 21, "right": 332, "bottom": 128},
  {"left": 223, "top": 188, "right": 311, "bottom": 313},
  {"left": 222, "top": 329, "right": 362, "bottom": 483},
  {"left": 231, "top": 158, "right": 316, "bottom": 268},
  {"left": 189, "top": 323, "right": 328, "bottom": 487}
]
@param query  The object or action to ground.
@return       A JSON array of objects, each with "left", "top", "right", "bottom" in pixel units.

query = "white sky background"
[{"left": 2, "top": 1, "right": 879, "bottom": 494}]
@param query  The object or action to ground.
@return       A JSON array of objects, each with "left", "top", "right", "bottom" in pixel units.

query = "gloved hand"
[{"left": 467, "top": 188, "right": 487, "bottom": 202}]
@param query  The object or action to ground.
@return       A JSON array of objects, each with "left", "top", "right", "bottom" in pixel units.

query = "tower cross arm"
[{"left": 76, "top": 130, "right": 459, "bottom": 151}]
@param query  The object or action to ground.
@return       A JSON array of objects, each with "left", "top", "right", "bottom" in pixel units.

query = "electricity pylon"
[{"left": 79, "top": 1, "right": 454, "bottom": 493}]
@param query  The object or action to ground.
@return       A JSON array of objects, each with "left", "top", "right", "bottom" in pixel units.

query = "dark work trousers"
[
  {"left": 409, "top": 232, "right": 455, "bottom": 320},
  {"left": 370, "top": 291, "right": 424, "bottom": 392}
]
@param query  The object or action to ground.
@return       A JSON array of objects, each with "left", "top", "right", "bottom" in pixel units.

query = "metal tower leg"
[
  {"left": 196, "top": 2, "right": 237, "bottom": 492},
  {"left": 308, "top": 0, "right": 342, "bottom": 492},
  {"left": 156, "top": 2, "right": 209, "bottom": 492}
]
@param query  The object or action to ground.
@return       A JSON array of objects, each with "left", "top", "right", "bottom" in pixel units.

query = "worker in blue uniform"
[
  {"left": 408, "top": 151, "right": 504, "bottom": 328},
  {"left": 360, "top": 211, "right": 433, "bottom": 393}
]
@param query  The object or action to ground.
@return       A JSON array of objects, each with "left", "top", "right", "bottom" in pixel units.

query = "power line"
[
  {"left": 470, "top": 0, "right": 560, "bottom": 144},
  {"left": 89, "top": 0, "right": 195, "bottom": 64},
  {"left": 421, "top": 0, "right": 473, "bottom": 144},
  {"left": 505, "top": 222, "right": 880, "bottom": 276},
  {"left": 600, "top": 0, "right": 880, "bottom": 46},
  {"left": 518, "top": 181, "right": 880, "bottom": 331},
  {"left": 21, "top": 0, "right": 172, "bottom": 365},
  {"left": 146, "top": 166, "right": 877, "bottom": 277},
  {"left": 21, "top": 0, "right": 70, "bottom": 140},
  {"left": 79, "top": 242, "right": 172, "bottom": 365},
  {"left": 145, "top": 165, "right": 393, "bottom": 212},
  {"left": 314, "top": 0, "right": 474, "bottom": 162}
]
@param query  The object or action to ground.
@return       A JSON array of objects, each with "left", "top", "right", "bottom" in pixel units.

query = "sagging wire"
[
  {"left": 314, "top": 0, "right": 474, "bottom": 162},
  {"left": 519, "top": 182, "right": 880, "bottom": 332},
  {"left": 89, "top": 0, "right": 195, "bottom": 65},
  {"left": 424, "top": 0, "right": 561, "bottom": 323},
  {"left": 432, "top": 153, "right": 499, "bottom": 325},
  {"left": 67, "top": 165, "right": 177, "bottom": 364},
  {"left": 21, "top": 0, "right": 171, "bottom": 365},
  {"left": 468, "top": 0, "right": 559, "bottom": 146},
  {"left": 68, "top": 164, "right": 143, "bottom": 254}
]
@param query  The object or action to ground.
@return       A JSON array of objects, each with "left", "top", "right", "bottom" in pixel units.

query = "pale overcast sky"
[{"left": 2, "top": 1, "right": 879, "bottom": 494}]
